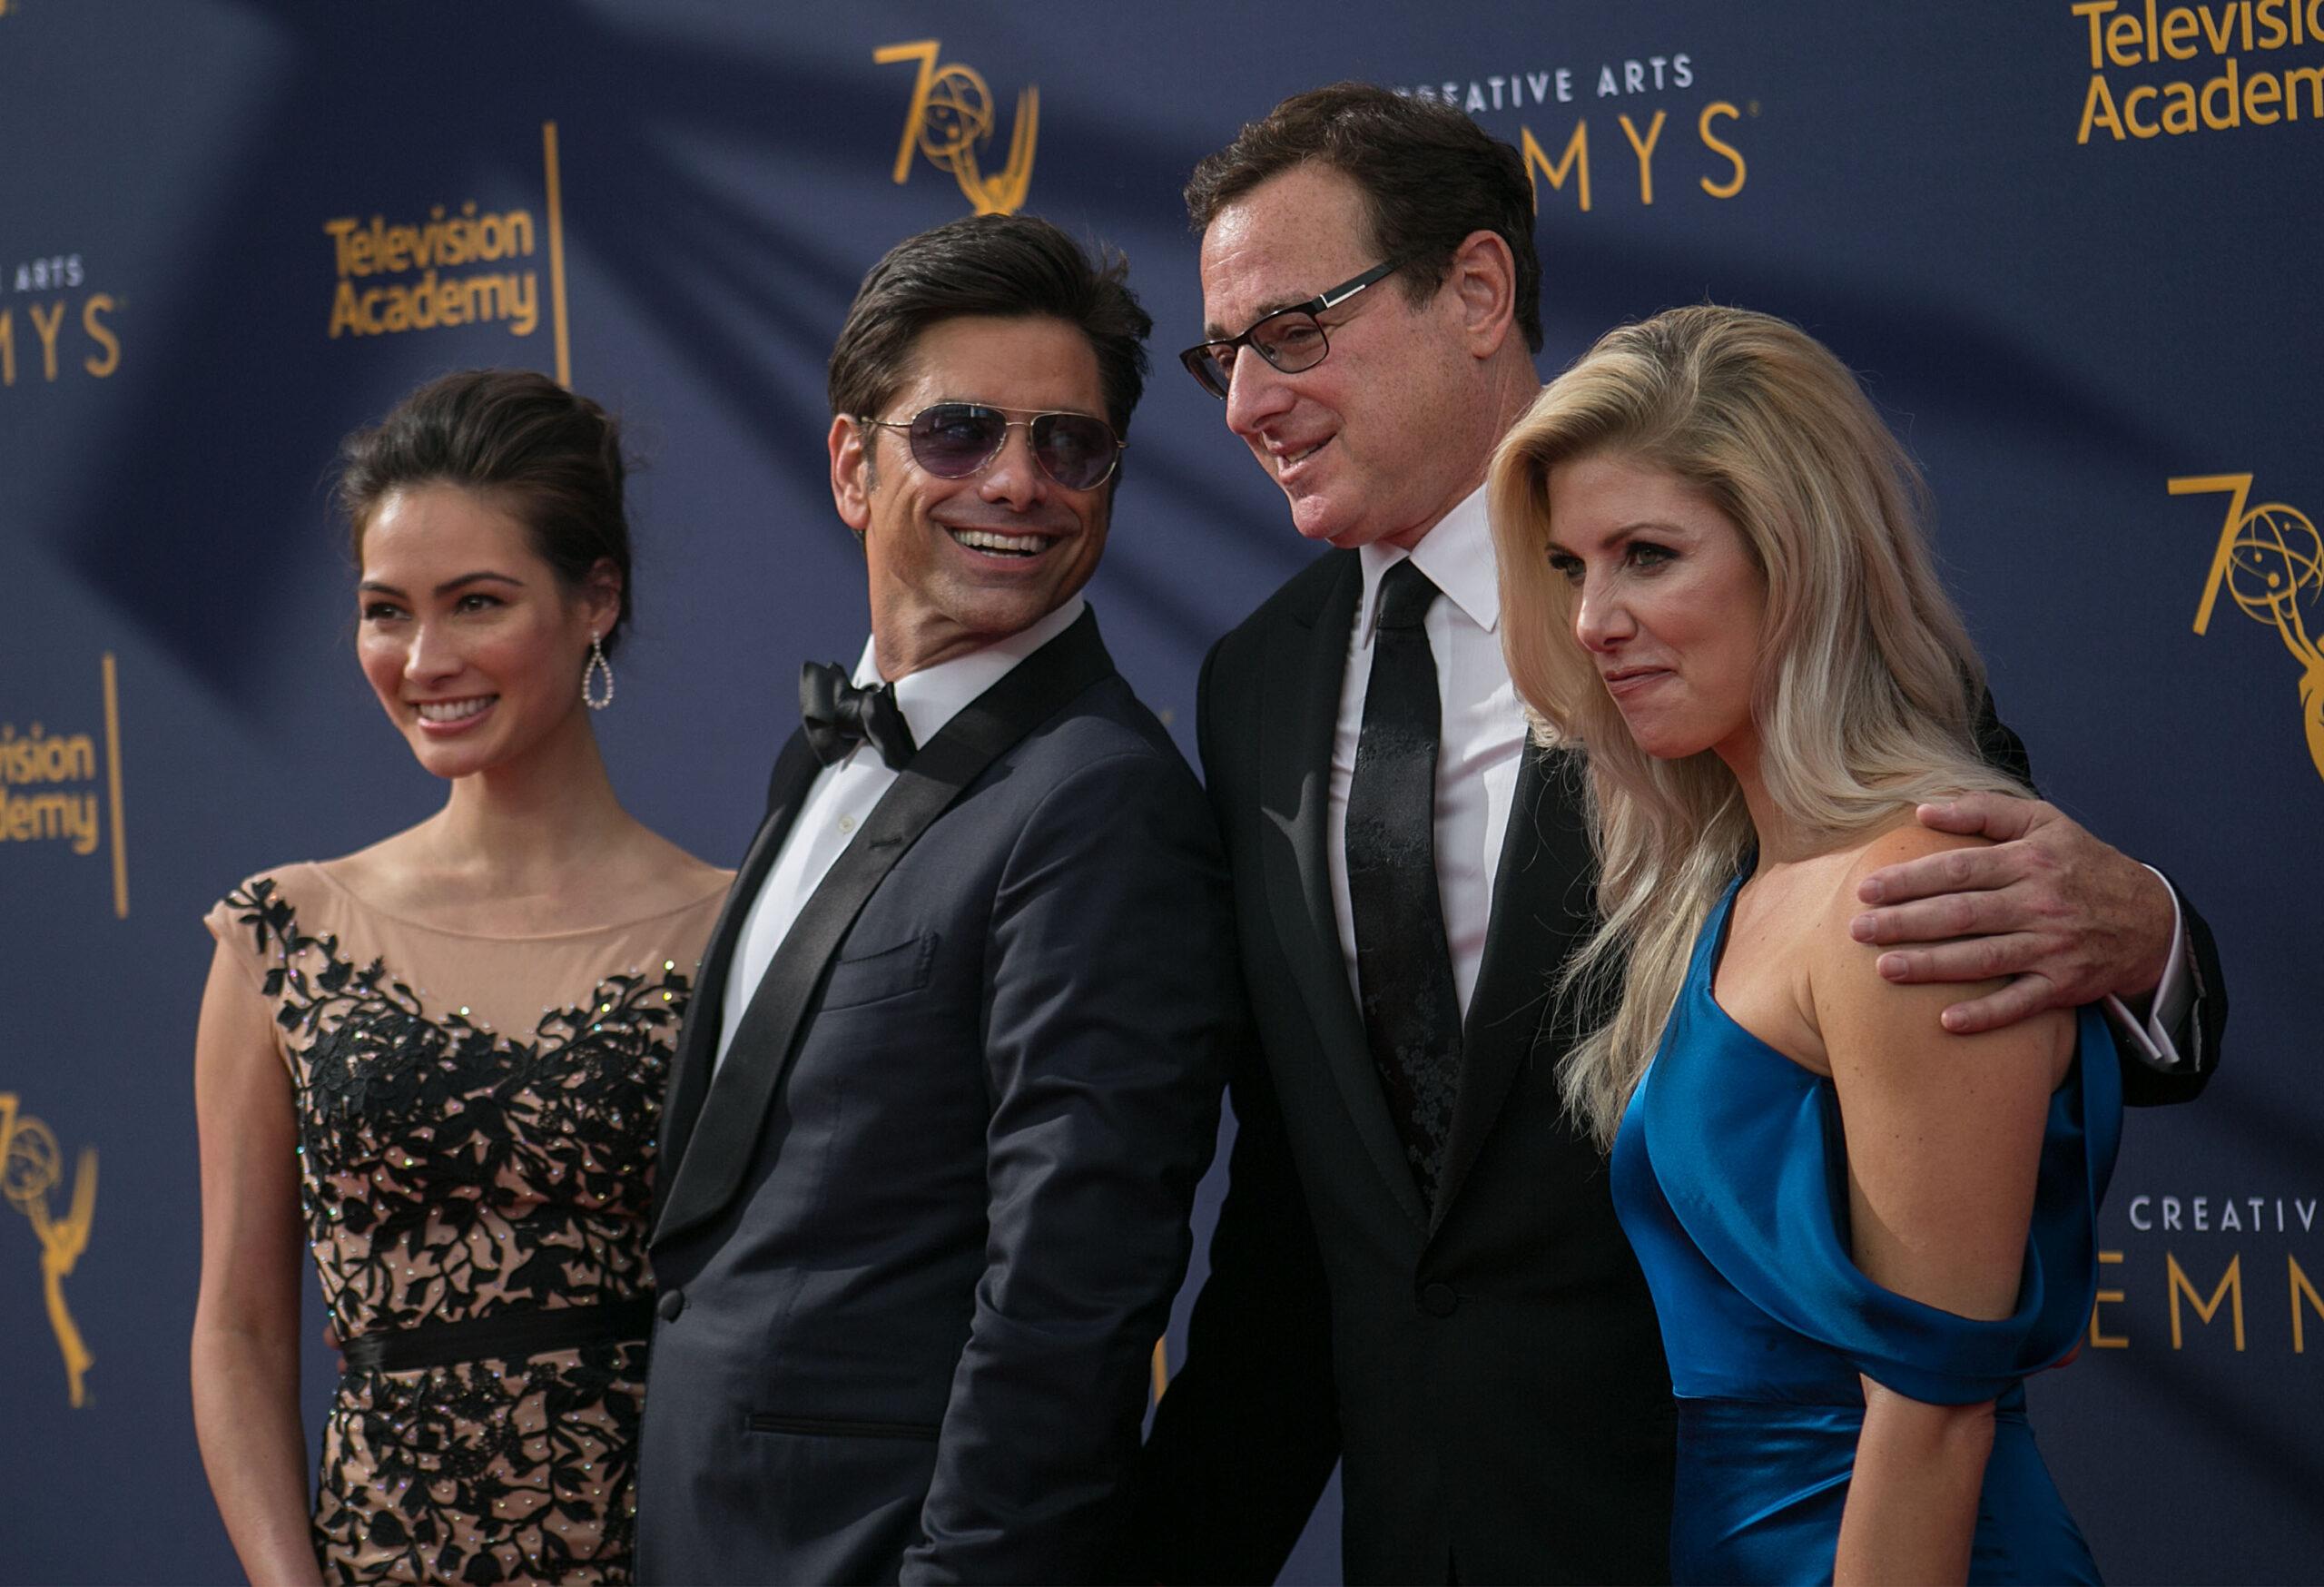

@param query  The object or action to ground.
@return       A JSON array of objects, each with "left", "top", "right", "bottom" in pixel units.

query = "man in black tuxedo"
[
  {"left": 1128, "top": 84, "right": 2224, "bottom": 1584},
  {"left": 639, "top": 215, "right": 1234, "bottom": 1583}
]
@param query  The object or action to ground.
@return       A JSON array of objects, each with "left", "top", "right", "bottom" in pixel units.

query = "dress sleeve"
[
  {"left": 201, "top": 872, "right": 299, "bottom": 1074},
  {"left": 1643, "top": 1003, "right": 2124, "bottom": 1405}
]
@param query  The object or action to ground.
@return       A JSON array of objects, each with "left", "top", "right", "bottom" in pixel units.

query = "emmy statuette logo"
[
  {"left": 876, "top": 39, "right": 1038, "bottom": 216},
  {"left": 2172, "top": 473, "right": 2324, "bottom": 784},
  {"left": 1, "top": 1091, "right": 96, "bottom": 1406}
]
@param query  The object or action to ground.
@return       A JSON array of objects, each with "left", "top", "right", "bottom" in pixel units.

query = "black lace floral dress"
[{"left": 204, "top": 862, "right": 728, "bottom": 1585}]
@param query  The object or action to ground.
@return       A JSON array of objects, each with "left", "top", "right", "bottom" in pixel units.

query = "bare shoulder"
[
  {"left": 1845, "top": 818, "right": 1995, "bottom": 884},
  {"left": 1808, "top": 823, "right": 2071, "bottom": 1073},
  {"left": 1797, "top": 823, "right": 1987, "bottom": 1035}
]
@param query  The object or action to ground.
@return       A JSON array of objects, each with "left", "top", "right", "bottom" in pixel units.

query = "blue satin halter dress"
[{"left": 1610, "top": 878, "right": 2122, "bottom": 1585}]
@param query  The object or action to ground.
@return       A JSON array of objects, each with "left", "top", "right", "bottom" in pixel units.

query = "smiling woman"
[{"left": 188, "top": 370, "right": 732, "bottom": 1585}]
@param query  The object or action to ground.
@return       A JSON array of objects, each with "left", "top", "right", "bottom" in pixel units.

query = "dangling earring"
[{"left": 583, "top": 634, "right": 615, "bottom": 710}]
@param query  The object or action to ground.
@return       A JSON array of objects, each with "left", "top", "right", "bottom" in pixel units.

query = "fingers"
[
  {"left": 1909, "top": 792, "right": 2048, "bottom": 845},
  {"left": 1854, "top": 843, "right": 2022, "bottom": 910},
  {"left": 1936, "top": 974, "right": 2063, "bottom": 1035},
  {"left": 1871, "top": 932, "right": 2045, "bottom": 984}
]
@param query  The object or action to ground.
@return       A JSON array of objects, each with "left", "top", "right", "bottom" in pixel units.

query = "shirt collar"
[
  {"left": 1354, "top": 483, "right": 1499, "bottom": 643},
  {"left": 852, "top": 594, "right": 1088, "bottom": 750}
]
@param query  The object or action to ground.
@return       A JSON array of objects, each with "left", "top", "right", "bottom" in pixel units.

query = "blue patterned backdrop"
[{"left": 3, "top": 2, "right": 2319, "bottom": 1581}]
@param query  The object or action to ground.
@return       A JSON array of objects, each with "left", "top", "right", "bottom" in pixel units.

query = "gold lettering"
[
  {"left": 28, "top": 299, "right": 64, "bottom": 381},
  {"left": 82, "top": 295, "right": 119, "bottom": 379},
  {"left": 2201, "top": 54, "right": 2243, "bottom": 125},
  {"left": 2081, "top": 74, "right": 2128, "bottom": 140},
  {"left": 2075, "top": 0, "right": 2123, "bottom": 67},
  {"left": 2287, "top": 61, "right": 2324, "bottom": 115},
  {"left": 2089, "top": 1250, "right": 2130, "bottom": 1347},
  {"left": 2161, "top": 79, "right": 2200, "bottom": 131},
  {"left": 2109, "top": 9, "right": 2146, "bottom": 64},
  {"left": 2248, "top": 66, "right": 2285, "bottom": 119},
  {"left": 2197, "top": 1, "right": 2239, "bottom": 52},
  {"left": 323, "top": 216, "right": 361, "bottom": 277},
  {"left": 2292, "top": 1255, "right": 2324, "bottom": 1352},
  {"left": 2170, "top": 471, "right": 2256, "bottom": 633},
  {"left": 875, "top": 39, "right": 944, "bottom": 184},
  {"left": 1521, "top": 121, "right": 1591, "bottom": 212},
  {"left": 2258, "top": 0, "right": 2291, "bottom": 49},
  {"left": 2166, "top": 1250, "right": 2245, "bottom": 1349},
  {"left": 2161, "top": 5, "right": 2201, "bottom": 56},
  {"left": 0, "top": 306, "right": 13, "bottom": 386},
  {"left": 504, "top": 272, "right": 538, "bottom": 337},
  {"left": 1620, "top": 110, "right": 1666, "bottom": 205},
  {"left": 1698, "top": 103, "right": 1747, "bottom": 198}
]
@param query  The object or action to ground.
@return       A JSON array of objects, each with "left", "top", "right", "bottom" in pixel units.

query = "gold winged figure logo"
[{"left": 2, "top": 1091, "right": 97, "bottom": 1406}]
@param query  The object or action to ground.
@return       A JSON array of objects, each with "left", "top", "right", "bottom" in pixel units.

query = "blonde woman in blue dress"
[{"left": 1489, "top": 306, "right": 2120, "bottom": 1584}]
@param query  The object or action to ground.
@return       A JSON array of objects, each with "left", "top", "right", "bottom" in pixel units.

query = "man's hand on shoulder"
[{"left": 1847, "top": 793, "right": 2175, "bottom": 1036}]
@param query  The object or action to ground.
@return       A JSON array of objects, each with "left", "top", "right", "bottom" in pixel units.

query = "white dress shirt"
[
  {"left": 1325, "top": 485, "right": 2194, "bottom": 1065},
  {"left": 712, "top": 596, "right": 1087, "bottom": 1076},
  {"left": 1328, "top": 488, "right": 1521, "bottom": 1020}
]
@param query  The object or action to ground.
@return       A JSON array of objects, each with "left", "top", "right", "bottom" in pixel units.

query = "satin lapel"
[
  {"left": 1433, "top": 743, "right": 1598, "bottom": 1231},
  {"left": 653, "top": 730, "right": 822, "bottom": 1226},
  {"left": 1258, "top": 558, "right": 1428, "bottom": 1232},
  {"left": 650, "top": 610, "right": 1116, "bottom": 1248}
]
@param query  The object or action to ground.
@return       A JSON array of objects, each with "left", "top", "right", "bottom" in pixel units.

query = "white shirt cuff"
[{"left": 2101, "top": 865, "right": 2197, "bottom": 1073}]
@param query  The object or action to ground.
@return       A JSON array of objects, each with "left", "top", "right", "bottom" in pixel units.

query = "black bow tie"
[{"left": 800, "top": 661, "right": 917, "bottom": 771}]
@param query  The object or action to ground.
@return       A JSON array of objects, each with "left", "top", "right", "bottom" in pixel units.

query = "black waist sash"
[{"left": 341, "top": 1296, "right": 655, "bottom": 1374}]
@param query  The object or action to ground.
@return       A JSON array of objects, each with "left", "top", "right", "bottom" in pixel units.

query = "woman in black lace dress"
[{"left": 191, "top": 371, "right": 731, "bottom": 1584}]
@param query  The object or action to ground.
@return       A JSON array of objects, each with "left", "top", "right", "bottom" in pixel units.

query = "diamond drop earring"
[{"left": 583, "top": 635, "right": 615, "bottom": 710}]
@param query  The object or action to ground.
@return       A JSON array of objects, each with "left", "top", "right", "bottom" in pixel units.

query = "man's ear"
[
  {"left": 830, "top": 414, "right": 873, "bottom": 538},
  {"left": 1447, "top": 228, "right": 1519, "bottom": 360}
]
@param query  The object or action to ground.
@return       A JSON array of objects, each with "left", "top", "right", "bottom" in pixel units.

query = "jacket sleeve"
[
  {"left": 1111, "top": 635, "right": 1344, "bottom": 1584},
  {"left": 2120, "top": 875, "right": 2226, "bottom": 1107},
  {"left": 1121, "top": 1020, "right": 1344, "bottom": 1584},
  {"left": 901, "top": 746, "right": 1233, "bottom": 1585}
]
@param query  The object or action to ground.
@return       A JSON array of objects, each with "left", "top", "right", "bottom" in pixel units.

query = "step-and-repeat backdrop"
[{"left": 3, "top": 3, "right": 2318, "bottom": 1581}]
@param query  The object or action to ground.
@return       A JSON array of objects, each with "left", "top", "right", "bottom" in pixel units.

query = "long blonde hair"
[{"left": 1488, "top": 306, "right": 2027, "bottom": 1147}]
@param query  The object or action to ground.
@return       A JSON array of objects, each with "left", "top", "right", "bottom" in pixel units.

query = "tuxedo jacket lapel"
[
  {"left": 1433, "top": 744, "right": 1597, "bottom": 1230},
  {"left": 651, "top": 610, "right": 1116, "bottom": 1247},
  {"left": 1260, "top": 558, "right": 1429, "bottom": 1232},
  {"left": 653, "top": 731, "right": 822, "bottom": 1226}
]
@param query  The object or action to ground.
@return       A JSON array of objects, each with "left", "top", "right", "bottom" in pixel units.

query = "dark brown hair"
[
  {"left": 1186, "top": 82, "right": 1544, "bottom": 353},
  {"left": 827, "top": 213, "right": 1151, "bottom": 447},
  {"left": 336, "top": 369, "right": 635, "bottom": 656}
]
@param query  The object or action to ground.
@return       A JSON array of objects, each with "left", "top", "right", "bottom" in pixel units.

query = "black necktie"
[
  {"left": 1345, "top": 559, "right": 1462, "bottom": 1208},
  {"left": 799, "top": 661, "right": 917, "bottom": 771}
]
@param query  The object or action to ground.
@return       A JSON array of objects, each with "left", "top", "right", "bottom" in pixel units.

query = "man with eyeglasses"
[
  {"left": 1124, "top": 83, "right": 2223, "bottom": 1585},
  {"left": 638, "top": 212, "right": 1235, "bottom": 1584}
]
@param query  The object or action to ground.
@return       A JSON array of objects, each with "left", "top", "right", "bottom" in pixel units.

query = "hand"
[{"left": 1849, "top": 794, "right": 2175, "bottom": 1034}]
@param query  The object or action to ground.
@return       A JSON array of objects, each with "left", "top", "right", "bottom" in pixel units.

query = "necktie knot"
[
  {"left": 1375, "top": 559, "right": 1441, "bottom": 632},
  {"left": 799, "top": 661, "right": 917, "bottom": 771}
]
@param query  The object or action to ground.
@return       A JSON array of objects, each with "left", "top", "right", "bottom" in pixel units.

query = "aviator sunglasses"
[{"left": 862, "top": 402, "right": 1125, "bottom": 491}]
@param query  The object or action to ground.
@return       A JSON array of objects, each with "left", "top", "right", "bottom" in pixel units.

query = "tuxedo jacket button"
[
  {"left": 657, "top": 1288, "right": 686, "bottom": 1323},
  {"left": 1420, "top": 1282, "right": 1458, "bottom": 1317}
]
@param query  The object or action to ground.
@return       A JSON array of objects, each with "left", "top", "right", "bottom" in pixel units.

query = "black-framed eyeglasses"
[
  {"left": 861, "top": 402, "right": 1124, "bottom": 492},
  {"left": 1179, "top": 257, "right": 1407, "bottom": 400}
]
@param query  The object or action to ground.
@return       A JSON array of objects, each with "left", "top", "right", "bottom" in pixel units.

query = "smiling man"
[
  {"left": 637, "top": 214, "right": 1234, "bottom": 1584},
  {"left": 1126, "top": 83, "right": 2226, "bottom": 1586}
]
